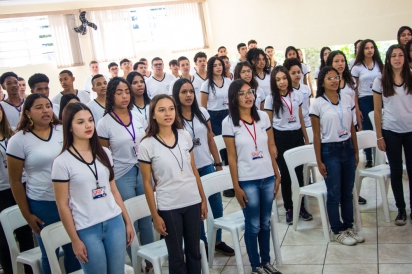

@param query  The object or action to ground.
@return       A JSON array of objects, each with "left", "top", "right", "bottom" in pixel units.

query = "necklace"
[{"left": 157, "top": 134, "right": 184, "bottom": 174}]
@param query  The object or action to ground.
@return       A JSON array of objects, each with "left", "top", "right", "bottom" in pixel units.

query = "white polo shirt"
[
  {"left": 340, "top": 81, "right": 357, "bottom": 126},
  {"left": 293, "top": 84, "right": 312, "bottom": 127},
  {"left": 51, "top": 90, "right": 91, "bottom": 105},
  {"left": 97, "top": 112, "right": 145, "bottom": 180},
  {"left": 131, "top": 104, "right": 150, "bottom": 130},
  {"left": 300, "top": 63, "right": 311, "bottom": 85},
  {"left": 84, "top": 75, "right": 110, "bottom": 100},
  {"left": 0, "top": 100, "right": 24, "bottom": 128},
  {"left": 372, "top": 77, "right": 412, "bottom": 133},
  {"left": 145, "top": 73, "right": 176, "bottom": 99},
  {"left": 314, "top": 68, "right": 320, "bottom": 79},
  {"left": 255, "top": 73, "right": 271, "bottom": 97},
  {"left": 351, "top": 62, "right": 381, "bottom": 98},
  {"left": 6, "top": 125, "right": 63, "bottom": 201},
  {"left": 200, "top": 78, "right": 232, "bottom": 111},
  {"left": 222, "top": 111, "right": 274, "bottom": 181},
  {"left": 255, "top": 87, "right": 265, "bottom": 109},
  {"left": 87, "top": 100, "right": 105, "bottom": 124},
  {"left": 192, "top": 73, "right": 206, "bottom": 104},
  {"left": 309, "top": 94, "right": 355, "bottom": 143},
  {"left": 138, "top": 129, "right": 201, "bottom": 211},
  {"left": 182, "top": 107, "right": 213, "bottom": 169},
  {"left": 52, "top": 147, "right": 122, "bottom": 230},
  {"left": 0, "top": 137, "right": 10, "bottom": 191},
  {"left": 264, "top": 91, "right": 303, "bottom": 131}
]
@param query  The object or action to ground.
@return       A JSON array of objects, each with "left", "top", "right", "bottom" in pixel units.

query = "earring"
[
  {"left": 29, "top": 117, "right": 34, "bottom": 127},
  {"left": 50, "top": 117, "right": 54, "bottom": 123}
]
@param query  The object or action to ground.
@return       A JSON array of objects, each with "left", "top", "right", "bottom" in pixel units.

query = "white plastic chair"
[
  {"left": 40, "top": 221, "right": 134, "bottom": 274},
  {"left": 0, "top": 205, "right": 42, "bottom": 274},
  {"left": 368, "top": 111, "right": 386, "bottom": 166},
  {"left": 303, "top": 126, "right": 318, "bottom": 185},
  {"left": 124, "top": 195, "right": 209, "bottom": 274},
  {"left": 213, "top": 135, "right": 225, "bottom": 164},
  {"left": 201, "top": 169, "right": 282, "bottom": 273}
]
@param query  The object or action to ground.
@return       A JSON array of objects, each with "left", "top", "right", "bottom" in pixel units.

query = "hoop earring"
[
  {"left": 50, "top": 117, "right": 54, "bottom": 123},
  {"left": 29, "top": 117, "right": 34, "bottom": 127}
]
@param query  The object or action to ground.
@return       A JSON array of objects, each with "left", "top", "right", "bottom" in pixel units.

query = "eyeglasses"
[
  {"left": 153, "top": 63, "right": 163, "bottom": 67},
  {"left": 326, "top": 75, "right": 341, "bottom": 81},
  {"left": 240, "top": 69, "right": 252, "bottom": 74},
  {"left": 238, "top": 89, "right": 255, "bottom": 96}
]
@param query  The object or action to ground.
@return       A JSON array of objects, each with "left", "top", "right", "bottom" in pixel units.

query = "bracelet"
[
  {"left": 377, "top": 137, "right": 384, "bottom": 141},
  {"left": 214, "top": 162, "right": 223, "bottom": 167}
]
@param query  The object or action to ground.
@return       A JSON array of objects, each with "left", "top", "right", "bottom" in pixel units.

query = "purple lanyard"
[{"left": 112, "top": 110, "right": 136, "bottom": 143}]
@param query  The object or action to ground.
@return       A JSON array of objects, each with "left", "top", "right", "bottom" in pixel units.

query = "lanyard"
[
  {"left": 185, "top": 118, "right": 196, "bottom": 138},
  {"left": 7, "top": 98, "right": 23, "bottom": 113},
  {"left": 136, "top": 104, "right": 148, "bottom": 121},
  {"left": 324, "top": 95, "right": 345, "bottom": 128},
  {"left": 0, "top": 140, "right": 6, "bottom": 158},
  {"left": 112, "top": 110, "right": 136, "bottom": 143},
  {"left": 72, "top": 146, "right": 99, "bottom": 188},
  {"left": 280, "top": 92, "right": 293, "bottom": 116},
  {"left": 240, "top": 118, "right": 258, "bottom": 151}
]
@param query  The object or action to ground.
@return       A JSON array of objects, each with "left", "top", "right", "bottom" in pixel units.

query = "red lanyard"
[
  {"left": 240, "top": 118, "right": 258, "bottom": 151},
  {"left": 280, "top": 92, "right": 293, "bottom": 116}
]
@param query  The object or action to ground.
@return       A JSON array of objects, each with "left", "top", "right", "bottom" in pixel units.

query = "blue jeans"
[
  {"left": 358, "top": 95, "right": 373, "bottom": 161},
  {"left": 77, "top": 214, "right": 126, "bottom": 274},
  {"left": 27, "top": 198, "right": 80, "bottom": 274},
  {"left": 208, "top": 109, "right": 228, "bottom": 135},
  {"left": 198, "top": 164, "right": 223, "bottom": 245},
  {"left": 116, "top": 164, "right": 154, "bottom": 260},
  {"left": 239, "top": 176, "right": 275, "bottom": 269},
  {"left": 321, "top": 139, "right": 356, "bottom": 234}
]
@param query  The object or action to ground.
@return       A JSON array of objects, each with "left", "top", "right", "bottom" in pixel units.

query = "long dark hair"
[
  {"left": 406, "top": 40, "right": 412, "bottom": 63},
  {"left": 270, "top": 66, "right": 293, "bottom": 118},
  {"left": 144, "top": 94, "right": 183, "bottom": 139},
  {"left": 104, "top": 77, "right": 134, "bottom": 115},
  {"left": 126, "top": 72, "right": 150, "bottom": 105},
  {"left": 246, "top": 48, "right": 270, "bottom": 75},
  {"left": 319, "top": 47, "right": 332, "bottom": 70},
  {"left": 381, "top": 44, "right": 412, "bottom": 97},
  {"left": 228, "top": 79, "right": 260, "bottom": 127},
  {"left": 206, "top": 57, "right": 225, "bottom": 95},
  {"left": 233, "top": 61, "right": 259, "bottom": 89},
  {"left": 283, "top": 46, "right": 300, "bottom": 64},
  {"left": 353, "top": 39, "right": 384, "bottom": 72},
  {"left": 61, "top": 102, "right": 114, "bottom": 181},
  {"left": 326, "top": 51, "right": 355, "bottom": 90},
  {"left": 0, "top": 104, "right": 13, "bottom": 139},
  {"left": 17, "top": 93, "right": 61, "bottom": 133},
  {"left": 59, "top": 93, "right": 79, "bottom": 120},
  {"left": 171, "top": 78, "right": 209, "bottom": 131},
  {"left": 316, "top": 66, "right": 341, "bottom": 98}
]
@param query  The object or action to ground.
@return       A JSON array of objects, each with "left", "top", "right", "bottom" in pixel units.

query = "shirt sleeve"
[
  {"left": 264, "top": 94, "right": 274, "bottom": 111},
  {"left": 200, "top": 80, "right": 209, "bottom": 94},
  {"left": 96, "top": 117, "right": 110, "bottom": 140},
  {"left": 103, "top": 147, "right": 114, "bottom": 166},
  {"left": 260, "top": 111, "right": 271, "bottom": 130},
  {"left": 182, "top": 130, "right": 194, "bottom": 152},
  {"left": 309, "top": 98, "right": 320, "bottom": 118},
  {"left": 6, "top": 132, "right": 25, "bottom": 161},
  {"left": 200, "top": 107, "right": 210, "bottom": 121},
  {"left": 51, "top": 155, "right": 70, "bottom": 182},
  {"left": 372, "top": 77, "right": 382, "bottom": 94},
  {"left": 222, "top": 117, "right": 234, "bottom": 137},
  {"left": 351, "top": 65, "right": 360, "bottom": 78},
  {"left": 138, "top": 139, "right": 152, "bottom": 164}
]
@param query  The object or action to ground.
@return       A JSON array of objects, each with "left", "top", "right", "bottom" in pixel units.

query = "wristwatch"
[{"left": 214, "top": 162, "right": 223, "bottom": 167}]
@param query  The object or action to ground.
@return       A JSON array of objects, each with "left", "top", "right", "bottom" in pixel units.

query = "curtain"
[{"left": 48, "top": 14, "right": 84, "bottom": 68}]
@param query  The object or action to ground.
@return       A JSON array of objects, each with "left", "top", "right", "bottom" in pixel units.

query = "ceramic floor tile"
[
  {"left": 361, "top": 212, "right": 378, "bottom": 228},
  {"left": 272, "top": 264, "right": 323, "bottom": 274},
  {"left": 325, "top": 244, "right": 377, "bottom": 264},
  {"left": 280, "top": 245, "right": 327, "bottom": 265},
  {"left": 379, "top": 244, "right": 412, "bottom": 264},
  {"left": 221, "top": 265, "right": 252, "bottom": 273},
  {"left": 379, "top": 264, "right": 412, "bottom": 273},
  {"left": 378, "top": 226, "right": 412, "bottom": 243},
  {"left": 323, "top": 264, "right": 377, "bottom": 274},
  {"left": 282, "top": 228, "right": 329, "bottom": 245}
]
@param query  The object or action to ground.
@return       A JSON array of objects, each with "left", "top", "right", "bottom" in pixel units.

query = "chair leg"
[
  {"left": 230, "top": 229, "right": 244, "bottom": 274},
  {"left": 318, "top": 196, "right": 331, "bottom": 242},
  {"left": 151, "top": 259, "right": 162, "bottom": 274},
  {"left": 199, "top": 240, "right": 210, "bottom": 274},
  {"left": 303, "top": 163, "right": 310, "bottom": 186},
  {"left": 356, "top": 176, "right": 364, "bottom": 199},
  {"left": 292, "top": 194, "right": 303, "bottom": 231},
  {"left": 207, "top": 227, "right": 218, "bottom": 268},
  {"left": 310, "top": 166, "right": 317, "bottom": 183},
  {"left": 270, "top": 213, "right": 283, "bottom": 268},
  {"left": 136, "top": 256, "right": 143, "bottom": 274},
  {"left": 352, "top": 185, "right": 362, "bottom": 231},
  {"left": 379, "top": 178, "right": 391, "bottom": 223},
  {"left": 272, "top": 199, "right": 280, "bottom": 223},
  {"left": 31, "top": 262, "right": 42, "bottom": 274}
]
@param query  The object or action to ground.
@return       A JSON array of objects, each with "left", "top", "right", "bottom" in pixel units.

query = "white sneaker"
[
  {"left": 334, "top": 230, "right": 357, "bottom": 246},
  {"left": 346, "top": 228, "right": 365, "bottom": 243}
]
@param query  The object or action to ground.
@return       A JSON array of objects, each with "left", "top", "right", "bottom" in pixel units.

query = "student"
[
  {"left": 0, "top": 104, "right": 34, "bottom": 274},
  {"left": 96, "top": 77, "right": 154, "bottom": 270},
  {"left": 6, "top": 94, "right": 80, "bottom": 274},
  {"left": 84, "top": 61, "right": 109, "bottom": 99},
  {"left": 120, "top": 58, "right": 133, "bottom": 79},
  {"left": 191, "top": 52, "right": 208, "bottom": 79},
  {"left": 264, "top": 66, "right": 311, "bottom": 224},
  {"left": 200, "top": 57, "right": 232, "bottom": 135},
  {"left": 52, "top": 102, "right": 135, "bottom": 273},
  {"left": 309, "top": 66, "right": 364, "bottom": 246},
  {"left": 373, "top": 44, "right": 412, "bottom": 225},
  {"left": 397, "top": 26, "right": 412, "bottom": 48},
  {"left": 169, "top": 59, "right": 180, "bottom": 78},
  {"left": 220, "top": 56, "right": 233, "bottom": 80},
  {"left": 18, "top": 77, "right": 27, "bottom": 99},
  {"left": 108, "top": 62, "right": 119, "bottom": 79},
  {"left": 233, "top": 61, "right": 265, "bottom": 110},
  {"left": 127, "top": 72, "right": 151, "bottom": 129},
  {"left": 265, "top": 46, "right": 277, "bottom": 68},
  {"left": 28, "top": 73, "right": 60, "bottom": 117},
  {"left": 348, "top": 40, "right": 363, "bottom": 70},
  {"left": 314, "top": 47, "right": 331, "bottom": 85},
  {"left": 406, "top": 40, "right": 412, "bottom": 69},
  {"left": 283, "top": 58, "right": 312, "bottom": 128},
  {"left": 86, "top": 74, "right": 107, "bottom": 124},
  {"left": 351, "top": 39, "right": 383, "bottom": 168},
  {"left": 138, "top": 94, "right": 208, "bottom": 274},
  {"left": 247, "top": 48, "right": 271, "bottom": 97},
  {"left": 145, "top": 57, "right": 176, "bottom": 99},
  {"left": 230, "top": 43, "right": 248, "bottom": 72},
  {"left": 52, "top": 70, "right": 90, "bottom": 105},
  {"left": 248, "top": 39, "right": 257, "bottom": 50},
  {"left": 139, "top": 58, "right": 152, "bottom": 78},
  {"left": 284, "top": 47, "right": 311, "bottom": 89},
  {"left": 0, "top": 72, "right": 24, "bottom": 128},
  {"left": 171, "top": 78, "right": 235, "bottom": 257},
  {"left": 217, "top": 46, "right": 227, "bottom": 57},
  {"left": 59, "top": 94, "right": 80, "bottom": 120},
  {"left": 223, "top": 79, "right": 281, "bottom": 274},
  {"left": 134, "top": 62, "right": 148, "bottom": 79}
]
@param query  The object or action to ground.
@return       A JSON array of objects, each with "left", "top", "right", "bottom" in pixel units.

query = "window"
[{"left": 0, "top": 16, "right": 55, "bottom": 68}]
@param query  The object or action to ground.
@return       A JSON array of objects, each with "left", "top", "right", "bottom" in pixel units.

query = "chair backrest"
[
  {"left": 306, "top": 127, "right": 314, "bottom": 144},
  {"left": 213, "top": 135, "right": 225, "bottom": 163},
  {"left": 368, "top": 111, "right": 376, "bottom": 132},
  {"left": 0, "top": 205, "right": 30, "bottom": 273},
  {"left": 283, "top": 145, "right": 317, "bottom": 193},
  {"left": 40, "top": 222, "right": 70, "bottom": 274},
  {"left": 356, "top": 130, "right": 376, "bottom": 150},
  {"left": 201, "top": 169, "right": 232, "bottom": 220}
]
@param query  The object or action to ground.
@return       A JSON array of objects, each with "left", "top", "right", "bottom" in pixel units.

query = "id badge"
[
  {"left": 251, "top": 151, "right": 264, "bottom": 160},
  {"left": 288, "top": 116, "right": 296, "bottom": 123},
  {"left": 3, "top": 160, "right": 7, "bottom": 169},
  {"left": 132, "top": 144, "right": 139, "bottom": 157},
  {"left": 338, "top": 129, "right": 349, "bottom": 138},
  {"left": 92, "top": 186, "right": 107, "bottom": 199},
  {"left": 193, "top": 137, "right": 201, "bottom": 147},
  {"left": 370, "top": 82, "right": 373, "bottom": 89},
  {"left": 222, "top": 100, "right": 228, "bottom": 106}
]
